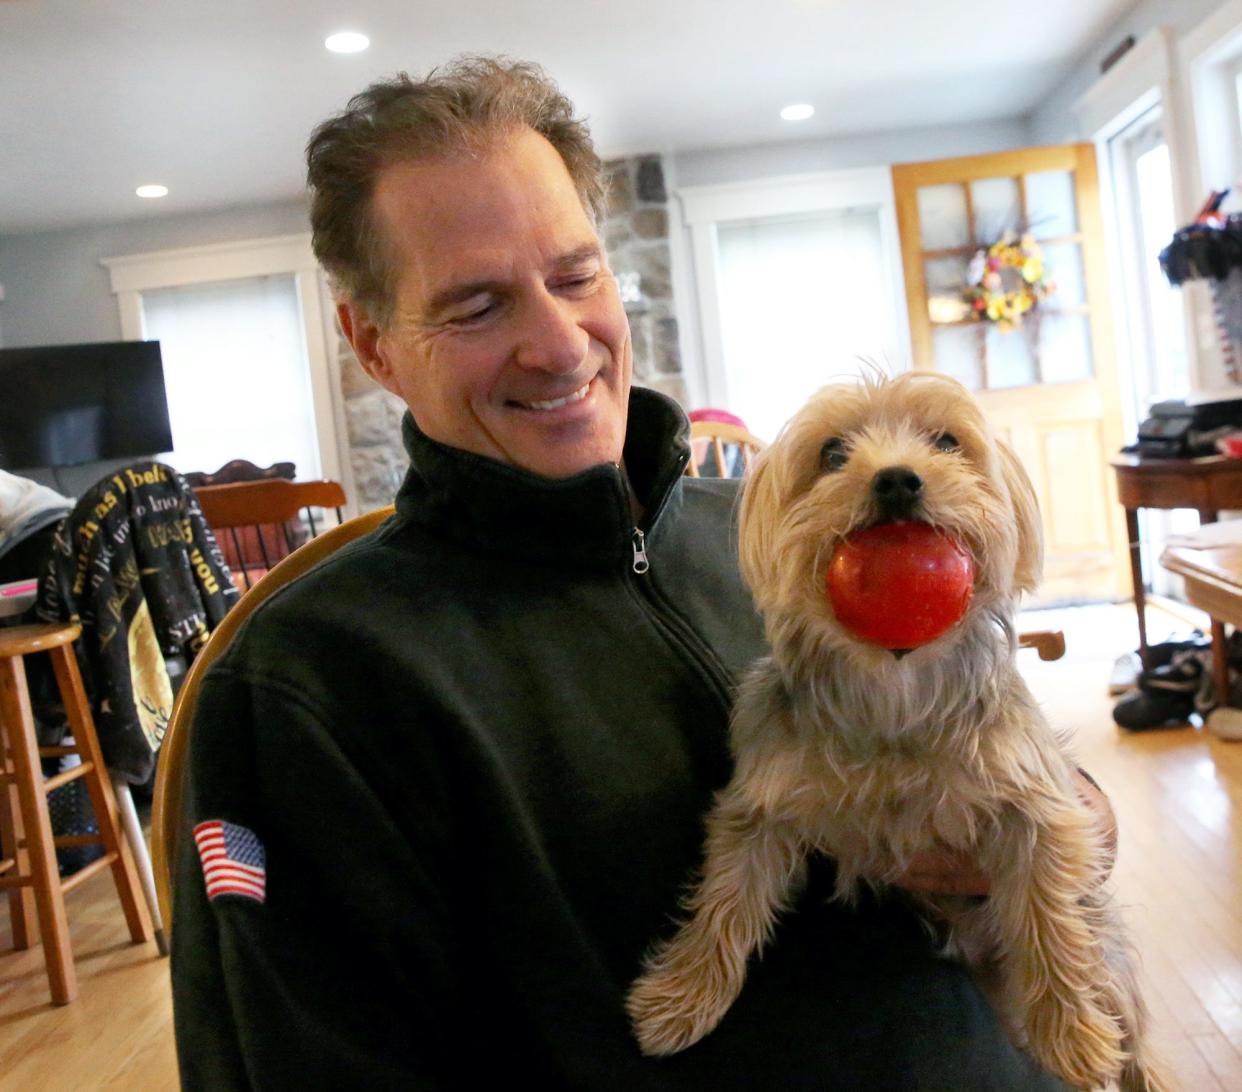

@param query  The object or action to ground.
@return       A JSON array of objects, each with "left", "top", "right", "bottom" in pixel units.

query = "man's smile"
[{"left": 512, "top": 380, "right": 592, "bottom": 412}]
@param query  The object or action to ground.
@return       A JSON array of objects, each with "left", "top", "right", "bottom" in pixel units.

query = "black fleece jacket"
[{"left": 172, "top": 388, "right": 1064, "bottom": 1091}]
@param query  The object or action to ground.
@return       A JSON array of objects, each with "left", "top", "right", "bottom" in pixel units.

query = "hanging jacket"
[
  {"left": 36, "top": 461, "right": 238, "bottom": 782},
  {"left": 0, "top": 468, "right": 72, "bottom": 562},
  {"left": 172, "top": 388, "right": 1065, "bottom": 1090}
]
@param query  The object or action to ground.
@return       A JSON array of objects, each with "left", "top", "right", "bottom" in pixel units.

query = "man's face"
[{"left": 344, "top": 128, "right": 632, "bottom": 480}]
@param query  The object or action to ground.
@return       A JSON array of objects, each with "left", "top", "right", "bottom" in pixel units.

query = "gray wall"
[
  {"left": 671, "top": 118, "right": 1032, "bottom": 188},
  {"left": 0, "top": 198, "right": 309, "bottom": 349},
  {"left": 1029, "top": 0, "right": 1227, "bottom": 145},
  {"left": 0, "top": 119, "right": 1033, "bottom": 357},
  {"left": 667, "top": 117, "right": 1032, "bottom": 406}
]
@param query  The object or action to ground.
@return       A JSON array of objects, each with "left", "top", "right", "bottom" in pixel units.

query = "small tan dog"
[{"left": 627, "top": 372, "right": 1167, "bottom": 1091}]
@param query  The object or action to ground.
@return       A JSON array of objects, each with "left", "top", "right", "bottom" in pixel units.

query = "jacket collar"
[{"left": 394, "top": 386, "right": 692, "bottom": 567}]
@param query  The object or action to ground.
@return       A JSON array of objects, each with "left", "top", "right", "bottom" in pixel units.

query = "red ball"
[{"left": 826, "top": 522, "right": 974, "bottom": 649}]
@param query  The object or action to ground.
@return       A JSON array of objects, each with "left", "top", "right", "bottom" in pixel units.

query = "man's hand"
[
  {"left": 894, "top": 846, "right": 992, "bottom": 897},
  {"left": 892, "top": 767, "right": 1117, "bottom": 897}
]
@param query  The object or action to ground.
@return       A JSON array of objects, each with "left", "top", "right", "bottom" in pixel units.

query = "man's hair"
[{"left": 306, "top": 55, "right": 605, "bottom": 327}]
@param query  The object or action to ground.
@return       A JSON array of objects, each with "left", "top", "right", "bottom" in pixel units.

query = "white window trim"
[
  {"left": 674, "top": 167, "right": 910, "bottom": 410},
  {"left": 1111, "top": 104, "right": 1182, "bottom": 433},
  {"left": 100, "top": 234, "right": 355, "bottom": 514},
  {"left": 1075, "top": 27, "right": 1197, "bottom": 223},
  {"left": 1076, "top": 27, "right": 1206, "bottom": 397},
  {"left": 1179, "top": 1, "right": 1242, "bottom": 393},
  {"left": 1182, "top": 0, "right": 1242, "bottom": 199}
]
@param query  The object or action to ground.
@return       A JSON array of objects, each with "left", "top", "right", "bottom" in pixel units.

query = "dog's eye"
[
  {"left": 819, "top": 438, "right": 849, "bottom": 472},
  {"left": 932, "top": 432, "right": 960, "bottom": 452}
]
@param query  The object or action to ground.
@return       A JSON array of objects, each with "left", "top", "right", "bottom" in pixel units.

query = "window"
[
  {"left": 1108, "top": 105, "right": 1198, "bottom": 589},
  {"left": 1185, "top": 1, "right": 1242, "bottom": 223},
  {"left": 677, "top": 167, "right": 909, "bottom": 440},
  {"left": 141, "top": 274, "right": 322, "bottom": 479},
  {"left": 1235, "top": 59, "right": 1242, "bottom": 137},
  {"left": 713, "top": 207, "right": 896, "bottom": 441},
  {"left": 1109, "top": 106, "right": 1192, "bottom": 426},
  {"left": 102, "top": 233, "right": 350, "bottom": 510}
]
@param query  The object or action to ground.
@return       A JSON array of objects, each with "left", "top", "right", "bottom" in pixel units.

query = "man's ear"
[{"left": 337, "top": 300, "right": 400, "bottom": 397}]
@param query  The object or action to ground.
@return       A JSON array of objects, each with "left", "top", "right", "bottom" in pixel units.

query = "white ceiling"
[{"left": 0, "top": 0, "right": 1137, "bottom": 235}]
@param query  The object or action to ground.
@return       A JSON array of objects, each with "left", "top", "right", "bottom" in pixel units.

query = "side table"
[{"left": 1110, "top": 454, "right": 1242, "bottom": 706}]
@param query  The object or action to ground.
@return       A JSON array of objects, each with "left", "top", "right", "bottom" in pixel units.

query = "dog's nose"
[{"left": 872, "top": 466, "right": 923, "bottom": 517}]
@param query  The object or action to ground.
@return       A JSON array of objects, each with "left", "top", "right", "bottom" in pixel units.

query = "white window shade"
[
  {"left": 141, "top": 274, "right": 322, "bottom": 480},
  {"left": 1133, "top": 141, "right": 1190, "bottom": 403},
  {"left": 715, "top": 208, "right": 898, "bottom": 442}
]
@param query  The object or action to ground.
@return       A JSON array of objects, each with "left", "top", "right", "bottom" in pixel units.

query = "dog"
[{"left": 627, "top": 372, "right": 1168, "bottom": 1091}]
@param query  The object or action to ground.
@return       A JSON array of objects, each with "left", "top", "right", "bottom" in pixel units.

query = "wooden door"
[{"left": 892, "top": 144, "right": 1129, "bottom": 604}]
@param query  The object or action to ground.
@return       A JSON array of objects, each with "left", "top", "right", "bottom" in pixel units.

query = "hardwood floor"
[
  {"left": 1021, "top": 602, "right": 1242, "bottom": 1091},
  {"left": 0, "top": 853, "right": 176, "bottom": 1089},
  {"left": 1, "top": 601, "right": 1239, "bottom": 1089}
]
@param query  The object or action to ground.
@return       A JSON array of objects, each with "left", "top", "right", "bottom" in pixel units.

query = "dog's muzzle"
[{"left": 872, "top": 466, "right": 923, "bottom": 520}]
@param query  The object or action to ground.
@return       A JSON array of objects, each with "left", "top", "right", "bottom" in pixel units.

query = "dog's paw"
[
  {"left": 625, "top": 968, "right": 732, "bottom": 1057},
  {"left": 1026, "top": 993, "right": 1127, "bottom": 1090}
]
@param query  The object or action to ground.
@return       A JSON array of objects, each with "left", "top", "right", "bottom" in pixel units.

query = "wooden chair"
[
  {"left": 182, "top": 458, "right": 297, "bottom": 489},
  {"left": 1018, "top": 629, "right": 1066, "bottom": 660},
  {"left": 193, "top": 478, "right": 347, "bottom": 592},
  {"left": 0, "top": 622, "right": 153, "bottom": 1003},
  {"left": 686, "top": 420, "right": 765, "bottom": 478},
  {"left": 151, "top": 506, "right": 394, "bottom": 935}
]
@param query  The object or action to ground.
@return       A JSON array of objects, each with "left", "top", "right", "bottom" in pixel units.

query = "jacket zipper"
[
  {"left": 626, "top": 527, "right": 733, "bottom": 713},
  {"left": 631, "top": 529, "right": 650, "bottom": 574},
  {"left": 621, "top": 444, "right": 730, "bottom": 708}
]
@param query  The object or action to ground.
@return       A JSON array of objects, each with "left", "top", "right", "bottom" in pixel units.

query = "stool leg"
[
  {"left": 48, "top": 646, "right": 153, "bottom": 945},
  {"left": 112, "top": 775, "right": 168, "bottom": 956},
  {"left": 1, "top": 731, "right": 39, "bottom": 949},
  {"left": 0, "top": 655, "right": 77, "bottom": 1003}
]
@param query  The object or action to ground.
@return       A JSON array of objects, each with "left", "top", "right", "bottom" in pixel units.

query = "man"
[{"left": 173, "top": 57, "right": 1096, "bottom": 1088}]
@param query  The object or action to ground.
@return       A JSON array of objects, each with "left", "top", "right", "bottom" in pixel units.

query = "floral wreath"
[{"left": 963, "top": 231, "right": 1056, "bottom": 332}]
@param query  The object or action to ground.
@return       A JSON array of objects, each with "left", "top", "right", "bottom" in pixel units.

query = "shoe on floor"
[
  {"left": 1109, "top": 634, "right": 1210, "bottom": 696},
  {"left": 1138, "top": 652, "right": 1206, "bottom": 696},
  {"left": 1108, "top": 651, "right": 1141, "bottom": 695},
  {"left": 1112, "top": 688, "right": 1195, "bottom": 731},
  {"left": 1147, "top": 631, "right": 1209, "bottom": 668},
  {"left": 1207, "top": 707, "right": 1242, "bottom": 741}
]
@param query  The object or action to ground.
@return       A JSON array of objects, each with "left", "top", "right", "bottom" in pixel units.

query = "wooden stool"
[{"left": 0, "top": 622, "right": 153, "bottom": 1004}]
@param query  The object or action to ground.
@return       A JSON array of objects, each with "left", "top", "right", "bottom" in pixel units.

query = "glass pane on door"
[
  {"left": 970, "top": 177, "right": 1022, "bottom": 242},
  {"left": 916, "top": 184, "right": 969, "bottom": 250},
  {"left": 1024, "top": 170, "right": 1078, "bottom": 237},
  {"left": 925, "top": 256, "right": 971, "bottom": 323},
  {"left": 1041, "top": 241, "right": 1087, "bottom": 307}
]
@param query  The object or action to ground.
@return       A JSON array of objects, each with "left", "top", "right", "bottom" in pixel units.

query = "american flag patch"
[{"left": 193, "top": 819, "right": 266, "bottom": 904}]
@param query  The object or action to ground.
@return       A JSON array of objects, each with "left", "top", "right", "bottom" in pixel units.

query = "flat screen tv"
[{"left": 0, "top": 340, "right": 173, "bottom": 469}]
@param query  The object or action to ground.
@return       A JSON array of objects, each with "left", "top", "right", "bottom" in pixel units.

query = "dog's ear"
[
  {"left": 997, "top": 439, "right": 1043, "bottom": 594},
  {"left": 737, "top": 445, "right": 786, "bottom": 605}
]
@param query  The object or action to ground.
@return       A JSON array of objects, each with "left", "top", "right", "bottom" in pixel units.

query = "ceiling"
[{"left": 0, "top": 0, "right": 1137, "bottom": 235}]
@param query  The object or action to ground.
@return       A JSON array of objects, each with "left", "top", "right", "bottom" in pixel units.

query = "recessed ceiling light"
[
  {"left": 780, "top": 103, "right": 815, "bottom": 122},
  {"left": 325, "top": 31, "right": 369, "bottom": 53},
  {"left": 135, "top": 184, "right": 168, "bottom": 199}
]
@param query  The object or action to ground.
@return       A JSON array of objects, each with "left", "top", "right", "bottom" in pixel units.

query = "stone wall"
[
  {"left": 337, "top": 342, "right": 409, "bottom": 512},
  {"left": 601, "top": 155, "right": 687, "bottom": 407},
  {"left": 333, "top": 152, "right": 686, "bottom": 512}
]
